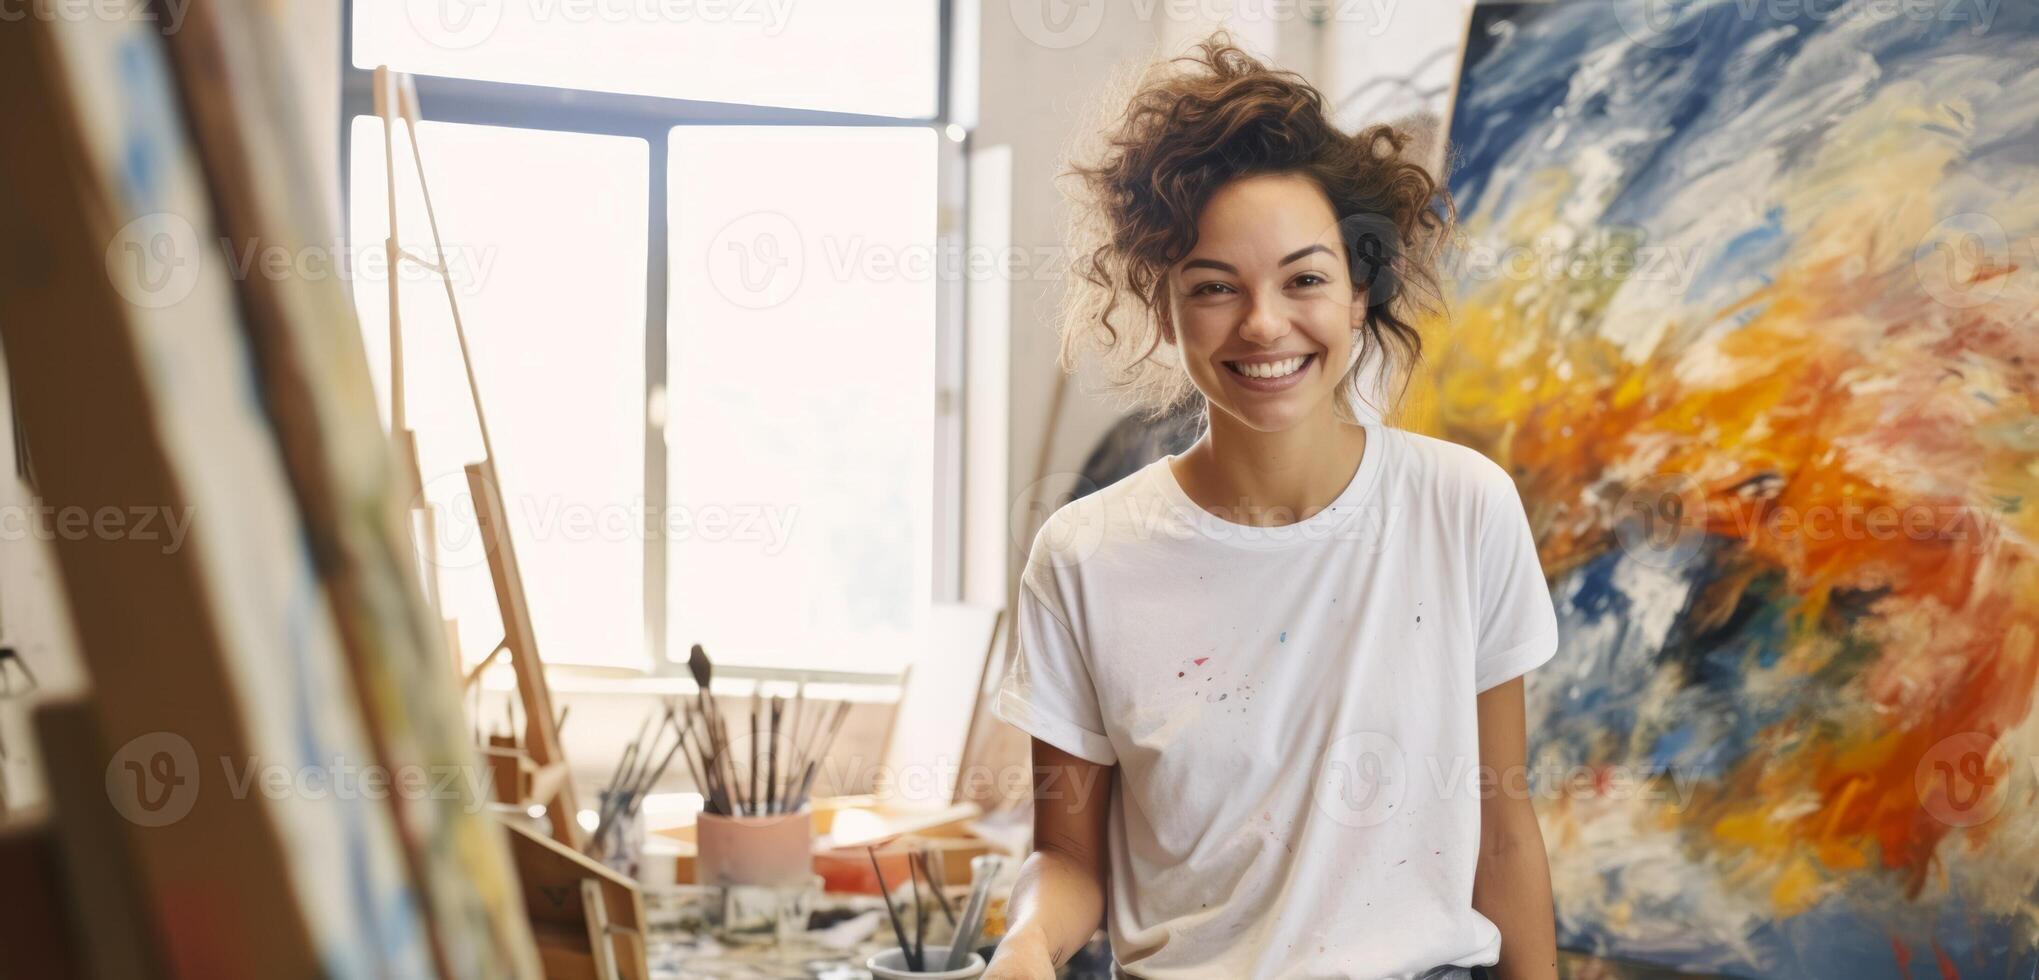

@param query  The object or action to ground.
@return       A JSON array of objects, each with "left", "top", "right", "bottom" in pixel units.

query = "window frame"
[{"left": 338, "top": 0, "right": 968, "bottom": 686}]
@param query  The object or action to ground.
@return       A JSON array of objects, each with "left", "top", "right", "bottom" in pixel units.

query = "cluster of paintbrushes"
[
  {"left": 681, "top": 643, "right": 851, "bottom": 818},
  {"left": 587, "top": 645, "right": 853, "bottom": 852},
  {"left": 867, "top": 847, "right": 1004, "bottom": 973},
  {"left": 588, "top": 698, "right": 685, "bottom": 854}
]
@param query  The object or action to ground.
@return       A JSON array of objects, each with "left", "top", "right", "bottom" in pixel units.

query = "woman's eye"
[
  {"left": 1192, "top": 282, "right": 1236, "bottom": 296},
  {"left": 1291, "top": 273, "right": 1329, "bottom": 288}
]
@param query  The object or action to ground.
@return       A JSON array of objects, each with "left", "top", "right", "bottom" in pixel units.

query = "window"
[
  {"left": 348, "top": 119, "right": 649, "bottom": 668},
  {"left": 341, "top": 0, "right": 959, "bottom": 677},
  {"left": 666, "top": 127, "right": 937, "bottom": 673},
  {"left": 351, "top": 0, "right": 941, "bottom": 118}
]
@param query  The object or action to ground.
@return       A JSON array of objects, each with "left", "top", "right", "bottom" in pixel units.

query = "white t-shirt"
[{"left": 995, "top": 421, "right": 1560, "bottom": 980}]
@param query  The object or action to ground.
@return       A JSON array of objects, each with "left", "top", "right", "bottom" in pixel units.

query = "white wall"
[{"left": 975, "top": 3, "right": 1172, "bottom": 587}]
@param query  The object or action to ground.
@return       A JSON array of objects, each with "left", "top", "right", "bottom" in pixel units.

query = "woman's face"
[{"left": 1164, "top": 173, "right": 1362, "bottom": 433}]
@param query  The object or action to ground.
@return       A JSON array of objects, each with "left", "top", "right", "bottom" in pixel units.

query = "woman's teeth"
[{"left": 1228, "top": 354, "right": 1311, "bottom": 379}]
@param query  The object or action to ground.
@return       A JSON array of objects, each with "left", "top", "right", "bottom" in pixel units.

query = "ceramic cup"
[
  {"left": 866, "top": 946, "right": 987, "bottom": 979},
  {"left": 694, "top": 807, "right": 813, "bottom": 888}
]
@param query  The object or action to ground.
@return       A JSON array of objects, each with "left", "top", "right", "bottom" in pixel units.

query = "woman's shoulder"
[
  {"left": 1373, "top": 425, "right": 1517, "bottom": 506},
  {"left": 1023, "top": 457, "right": 1175, "bottom": 569}
]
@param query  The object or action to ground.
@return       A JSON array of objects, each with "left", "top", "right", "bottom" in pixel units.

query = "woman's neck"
[{"left": 1172, "top": 407, "right": 1369, "bottom": 527}]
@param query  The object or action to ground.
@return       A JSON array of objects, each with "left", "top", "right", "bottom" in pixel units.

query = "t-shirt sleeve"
[
  {"left": 994, "top": 578, "right": 1118, "bottom": 766},
  {"left": 1471, "top": 464, "right": 1561, "bottom": 694}
]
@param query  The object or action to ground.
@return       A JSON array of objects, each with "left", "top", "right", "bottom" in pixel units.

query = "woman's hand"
[{"left": 981, "top": 927, "right": 1058, "bottom": 979}]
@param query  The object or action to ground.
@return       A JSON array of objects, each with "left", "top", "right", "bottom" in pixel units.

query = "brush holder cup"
[
  {"left": 698, "top": 808, "right": 817, "bottom": 945},
  {"left": 866, "top": 946, "right": 987, "bottom": 979},
  {"left": 593, "top": 789, "right": 645, "bottom": 879},
  {"left": 695, "top": 808, "right": 814, "bottom": 888}
]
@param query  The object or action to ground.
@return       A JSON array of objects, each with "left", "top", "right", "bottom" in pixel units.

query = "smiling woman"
[
  {"left": 1057, "top": 37, "right": 1450, "bottom": 428},
  {"left": 987, "top": 35, "right": 1561, "bottom": 980}
]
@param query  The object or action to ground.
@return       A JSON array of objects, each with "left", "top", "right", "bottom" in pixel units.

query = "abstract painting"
[{"left": 1411, "top": 1, "right": 2039, "bottom": 976}]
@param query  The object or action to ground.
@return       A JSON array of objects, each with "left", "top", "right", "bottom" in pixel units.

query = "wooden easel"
[
  {"left": 373, "top": 69, "right": 443, "bottom": 621},
  {"left": 374, "top": 66, "right": 585, "bottom": 852},
  {"left": 503, "top": 820, "right": 649, "bottom": 980}
]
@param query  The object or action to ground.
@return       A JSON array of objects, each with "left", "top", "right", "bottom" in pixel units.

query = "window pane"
[
  {"left": 352, "top": 0, "right": 940, "bottom": 118},
  {"left": 666, "top": 126, "right": 936, "bottom": 674},
  {"left": 349, "top": 117, "right": 648, "bottom": 668}
]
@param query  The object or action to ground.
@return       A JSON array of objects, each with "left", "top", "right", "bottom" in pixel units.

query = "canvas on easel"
[
  {"left": 0, "top": 11, "right": 439, "bottom": 975},
  {"left": 1420, "top": 2, "right": 2039, "bottom": 973},
  {"left": 366, "top": 66, "right": 586, "bottom": 855}
]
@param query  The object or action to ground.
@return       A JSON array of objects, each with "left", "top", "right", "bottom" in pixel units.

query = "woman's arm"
[
  {"left": 983, "top": 738, "right": 1115, "bottom": 980},
  {"left": 1471, "top": 676, "right": 1559, "bottom": 980}
]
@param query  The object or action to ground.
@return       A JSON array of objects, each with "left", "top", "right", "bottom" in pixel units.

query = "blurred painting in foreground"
[{"left": 1413, "top": 1, "right": 2039, "bottom": 975}]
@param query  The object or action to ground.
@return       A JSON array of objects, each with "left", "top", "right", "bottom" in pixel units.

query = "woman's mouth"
[{"left": 1223, "top": 353, "right": 1315, "bottom": 392}]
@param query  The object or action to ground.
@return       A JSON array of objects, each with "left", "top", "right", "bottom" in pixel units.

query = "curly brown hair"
[{"left": 1059, "top": 34, "right": 1451, "bottom": 421}]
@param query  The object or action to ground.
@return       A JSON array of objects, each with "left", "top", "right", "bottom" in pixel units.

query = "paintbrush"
[
  {"left": 767, "top": 694, "right": 783, "bottom": 813},
  {"left": 687, "top": 644, "right": 724, "bottom": 794},
  {"left": 720, "top": 710, "right": 743, "bottom": 815},
  {"left": 603, "top": 713, "right": 651, "bottom": 799},
  {"left": 750, "top": 690, "right": 762, "bottom": 815},
  {"left": 908, "top": 845, "right": 927, "bottom": 970},
  {"left": 942, "top": 855, "right": 1004, "bottom": 971},
  {"left": 926, "top": 849, "right": 957, "bottom": 929},
  {"left": 606, "top": 712, "right": 685, "bottom": 845},
  {"left": 686, "top": 705, "right": 729, "bottom": 815},
  {"left": 684, "top": 707, "right": 724, "bottom": 814},
  {"left": 791, "top": 700, "right": 852, "bottom": 811},
  {"left": 783, "top": 682, "right": 807, "bottom": 808},
  {"left": 781, "top": 686, "right": 812, "bottom": 808},
  {"left": 593, "top": 710, "right": 657, "bottom": 847},
  {"left": 672, "top": 706, "right": 710, "bottom": 811},
  {"left": 869, "top": 846, "right": 919, "bottom": 972},
  {"left": 691, "top": 645, "right": 746, "bottom": 814}
]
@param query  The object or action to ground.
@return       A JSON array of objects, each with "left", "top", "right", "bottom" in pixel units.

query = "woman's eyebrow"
[
  {"left": 1181, "top": 244, "right": 1330, "bottom": 274},
  {"left": 1281, "top": 243, "right": 1332, "bottom": 265}
]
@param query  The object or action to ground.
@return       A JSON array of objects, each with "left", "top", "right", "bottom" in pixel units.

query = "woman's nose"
[{"left": 1238, "top": 292, "right": 1288, "bottom": 344}]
